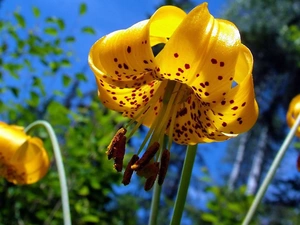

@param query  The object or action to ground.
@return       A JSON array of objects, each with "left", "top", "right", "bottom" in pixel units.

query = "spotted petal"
[
  {"left": 89, "top": 6, "right": 186, "bottom": 113},
  {"left": 155, "top": 3, "right": 242, "bottom": 102}
]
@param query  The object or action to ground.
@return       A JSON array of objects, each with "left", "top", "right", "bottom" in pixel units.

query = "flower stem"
[
  {"left": 148, "top": 180, "right": 162, "bottom": 225},
  {"left": 148, "top": 135, "right": 168, "bottom": 225},
  {"left": 170, "top": 144, "right": 197, "bottom": 225},
  {"left": 242, "top": 113, "right": 300, "bottom": 225},
  {"left": 25, "top": 120, "right": 71, "bottom": 225}
]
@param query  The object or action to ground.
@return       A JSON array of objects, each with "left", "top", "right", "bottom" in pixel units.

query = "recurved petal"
[
  {"left": 89, "top": 6, "right": 186, "bottom": 114},
  {"left": 155, "top": 3, "right": 242, "bottom": 102},
  {"left": 207, "top": 45, "right": 259, "bottom": 135}
]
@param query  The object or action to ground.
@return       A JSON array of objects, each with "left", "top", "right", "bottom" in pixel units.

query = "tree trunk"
[
  {"left": 246, "top": 126, "right": 268, "bottom": 195},
  {"left": 228, "top": 132, "right": 249, "bottom": 190}
]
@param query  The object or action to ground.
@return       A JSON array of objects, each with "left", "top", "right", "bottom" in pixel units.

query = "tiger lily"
[
  {"left": 0, "top": 122, "right": 49, "bottom": 185},
  {"left": 89, "top": 3, "right": 258, "bottom": 189},
  {"left": 287, "top": 94, "right": 300, "bottom": 137}
]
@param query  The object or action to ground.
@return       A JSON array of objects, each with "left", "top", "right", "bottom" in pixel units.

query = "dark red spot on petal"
[
  {"left": 174, "top": 53, "right": 179, "bottom": 58},
  {"left": 185, "top": 64, "right": 190, "bottom": 69},
  {"left": 232, "top": 106, "right": 238, "bottom": 110},
  {"left": 127, "top": 46, "right": 131, "bottom": 53},
  {"left": 114, "top": 58, "right": 118, "bottom": 62},
  {"left": 211, "top": 58, "right": 217, "bottom": 64},
  {"left": 220, "top": 62, "right": 225, "bottom": 67},
  {"left": 230, "top": 100, "right": 234, "bottom": 104},
  {"left": 242, "top": 102, "right": 246, "bottom": 107},
  {"left": 222, "top": 122, "right": 227, "bottom": 127},
  {"left": 218, "top": 76, "right": 223, "bottom": 80}
]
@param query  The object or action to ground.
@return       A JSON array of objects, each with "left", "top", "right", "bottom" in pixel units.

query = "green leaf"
[
  {"left": 61, "top": 58, "right": 71, "bottom": 67},
  {"left": 81, "top": 26, "right": 95, "bottom": 35},
  {"left": 45, "top": 17, "right": 65, "bottom": 30},
  {"left": 78, "top": 186, "right": 89, "bottom": 196},
  {"left": 201, "top": 213, "right": 218, "bottom": 223},
  {"left": 27, "top": 91, "right": 40, "bottom": 107},
  {"left": 9, "top": 87, "right": 19, "bottom": 97},
  {"left": 32, "top": 6, "right": 40, "bottom": 18},
  {"left": 14, "top": 12, "right": 26, "bottom": 28},
  {"left": 44, "top": 27, "right": 58, "bottom": 36},
  {"left": 76, "top": 72, "right": 87, "bottom": 81},
  {"left": 82, "top": 215, "right": 99, "bottom": 223},
  {"left": 56, "top": 19, "right": 65, "bottom": 30},
  {"left": 79, "top": 3, "right": 87, "bottom": 15},
  {"left": 65, "top": 36, "right": 75, "bottom": 43},
  {"left": 63, "top": 74, "right": 71, "bottom": 87}
]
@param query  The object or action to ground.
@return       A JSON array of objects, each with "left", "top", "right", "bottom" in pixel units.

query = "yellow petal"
[
  {"left": 89, "top": 5, "right": 186, "bottom": 113},
  {"left": 207, "top": 45, "right": 259, "bottom": 135},
  {"left": 0, "top": 122, "right": 27, "bottom": 163},
  {"left": 167, "top": 94, "right": 230, "bottom": 145},
  {"left": 7, "top": 137, "right": 50, "bottom": 185},
  {"left": 286, "top": 94, "right": 300, "bottom": 137},
  {"left": 155, "top": 3, "right": 242, "bottom": 102}
]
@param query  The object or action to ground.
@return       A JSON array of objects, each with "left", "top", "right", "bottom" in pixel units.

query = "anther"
[
  {"left": 137, "top": 162, "right": 159, "bottom": 179},
  {"left": 113, "top": 135, "right": 126, "bottom": 172},
  {"left": 122, "top": 154, "right": 139, "bottom": 185},
  {"left": 131, "top": 142, "right": 160, "bottom": 170},
  {"left": 158, "top": 149, "right": 170, "bottom": 185},
  {"left": 144, "top": 174, "right": 158, "bottom": 191},
  {"left": 106, "top": 127, "right": 127, "bottom": 160}
]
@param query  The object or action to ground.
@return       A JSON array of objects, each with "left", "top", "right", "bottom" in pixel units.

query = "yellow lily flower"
[
  {"left": 286, "top": 94, "right": 300, "bottom": 137},
  {"left": 89, "top": 3, "right": 258, "bottom": 188},
  {"left": 0, "top": 122, "right": 49, "bottom": 185}
]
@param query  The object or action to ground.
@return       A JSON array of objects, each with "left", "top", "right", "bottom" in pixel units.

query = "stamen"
[
  {"left": 131, "top": 142, "right": 160, "bottom": 170},
  {"left": 136, "top": 162, "right": 159, "bottom": 179},
  {"left": 113, "top": 135, "right": 126, "bottom": 172},
  {"left": 144, "top": 174, "right": 158, "bottom": 191},
  {"left": 158, "top": 149, "right": 170, "bottom": 185},
  {"left": 122, "top": 154, "right": 139, "bottom": 185},
  {"left": 107, "top": 127, "right": 127, "bottom": 160}
]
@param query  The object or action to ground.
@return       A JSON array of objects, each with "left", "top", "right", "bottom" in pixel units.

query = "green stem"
[
  {"left": 25, "top": 120, "right": 71, "bottom": 225},
  {"left": 148, "top": 135, "right": 168, "bottom": 225},
  {"left": 148, "top": 180, "right": 162, "bottom": 225},
  {"left": 242, "top": 113, "right": 300, "bottom": 225},
  {"left": 170, "top": 144, "right": 197, "bottom": 225}
]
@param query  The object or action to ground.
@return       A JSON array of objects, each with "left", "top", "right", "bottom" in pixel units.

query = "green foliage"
[{"left": 200, "top": 186, "right": 257, "bottom": 225}]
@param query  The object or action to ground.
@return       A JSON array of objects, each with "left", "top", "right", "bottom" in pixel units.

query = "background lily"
[{"left": 0, "top": 121, "right": 49, "bottom": 185}]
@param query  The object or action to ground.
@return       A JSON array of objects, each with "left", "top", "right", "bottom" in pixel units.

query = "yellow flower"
[
  {"left": 0, "top": 122, "right": 50, "bottom": 185},
  {"left": 286, "top": 94, "right": 300, "bottom": 137},
  {"left": 89, "top": 3, "right": 258, "bottom": 188}
]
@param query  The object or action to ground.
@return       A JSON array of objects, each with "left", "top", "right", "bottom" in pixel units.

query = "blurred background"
[{"left": 0, "top": 0, "right": 300, "bottom": 224}]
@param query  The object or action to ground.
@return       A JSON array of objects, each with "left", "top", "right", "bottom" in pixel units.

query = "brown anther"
[
  {"left": 136, "top": 162, "right": 159, "bottom": 179},
  {"left": 113, "top": 135, "right": 126, "bottom": 172},
  {"left": 158, "top": 149, "right": 170, "bottom": 185},
  {"left": 131, "top": 142, "right": 160, "bottom": 170},
  {"left": 122, "top": 154, "right": 139, "bottom": 185},
  {"left": 144, "top": 174, "right": 157, "bottom": 191},
  {"left": 106, "top": 127, "right": 127, "bottom": 160}
]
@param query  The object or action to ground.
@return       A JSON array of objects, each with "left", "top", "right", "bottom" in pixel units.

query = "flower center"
[{"left": 107, "top": 80, "right": 191, "bottom": 190}]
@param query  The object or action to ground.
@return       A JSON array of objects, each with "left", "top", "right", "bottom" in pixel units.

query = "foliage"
[{"left": 200, "top": 186, "right": 257, "bottom": 225}]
